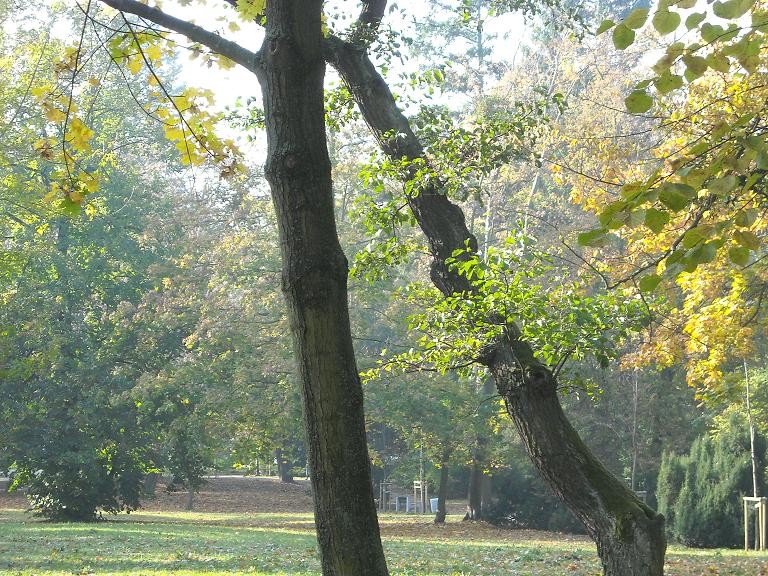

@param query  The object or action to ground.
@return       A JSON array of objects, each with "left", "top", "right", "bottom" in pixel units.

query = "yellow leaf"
[
  {"left": 66, "top": 118, "right": 95, "bottom": 151},
  {"left": 44, "top": 105, "right": 67, "bottom": 122},
  {"left": 127, "top": 56, "right": 143, "bottom": 75},
  {"left": 145, "top": 44, "right": 162, "bottom": 61}
]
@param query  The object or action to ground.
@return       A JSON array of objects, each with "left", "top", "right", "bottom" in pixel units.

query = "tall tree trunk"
[
  {"left": 253, "top": 4, "right": 388, "bottom": 575},
  {"left": 434, "top": 448, "right": 451, "bottom": 524},
  {"left": 325, "top": 34, "right": 666, "bottom": 576},
  {"left": 87, "top": 2, "right": 389, "bottom": 574}
]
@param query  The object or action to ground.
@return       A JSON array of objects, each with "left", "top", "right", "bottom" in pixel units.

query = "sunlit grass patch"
[{"left": 0, "top": 509, "right": 767, "bottom": 575}]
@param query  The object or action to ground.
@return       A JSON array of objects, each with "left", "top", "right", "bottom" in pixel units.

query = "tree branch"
[
  {"left": 350, "top": 0, "right": 388, "bottom": 43},
  {"left": 95, "top": 0, "right": 261, "bottom": 72}
]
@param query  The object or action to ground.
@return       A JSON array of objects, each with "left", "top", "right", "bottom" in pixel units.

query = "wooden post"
[
  {"left": 745, "top": 498, "right": 750, "bottom": 551},
  {"left": 761, "top": 498, "right": 767, "bottom": 551}
]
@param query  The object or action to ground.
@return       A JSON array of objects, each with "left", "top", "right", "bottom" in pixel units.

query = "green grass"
[{"left": 0, "top": 508, "right": 766, "bottom": 575}]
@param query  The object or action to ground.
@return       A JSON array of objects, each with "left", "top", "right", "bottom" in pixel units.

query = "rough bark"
[
  {"left": 253, "top": 4, "right": 389, "bottom": 575},
  {"left": 325, "top": 34, "right": 666, "bottom": 576}
]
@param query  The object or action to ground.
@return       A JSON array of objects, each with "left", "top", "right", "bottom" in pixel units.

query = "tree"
[
  {"left": 656, "top": 415, "right": 762, "bottom": 547},
  {"left": 87, "top": 1, "right": 389, "bottom": 574},
  {"left": 573, "top": 0, "right": 768, "bottom": 402},
  {"left": 49, "top": 1, "right": 666, "bottom": 574}
]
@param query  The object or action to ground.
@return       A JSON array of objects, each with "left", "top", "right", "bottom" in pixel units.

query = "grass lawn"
[{"left": 0, "top": 508, "right": 767, "bottom": 575}]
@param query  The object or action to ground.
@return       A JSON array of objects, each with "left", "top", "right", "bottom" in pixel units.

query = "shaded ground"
[
  {"left": 0, "top": 475, "right": 467, "bottom": 516},
  {"left": 143, "top": 476, "right": 316, "bottom": 513}
]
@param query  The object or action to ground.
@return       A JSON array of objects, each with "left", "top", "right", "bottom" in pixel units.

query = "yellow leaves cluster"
[
  {"left": 235, "top": 0, "right": 266, "bottom": 22},
  {"left": 108, "top": 32, "right": 169, "bottom": 77},
  {"left": 563, "top": 32, "right": 768, "bottom": 399},
  {"left": 157, "top": 87, "right": 240, "bottom": 170},
  {"left": 30, "top": 76, "right": 101, "bottom": 212},
  {"left": 681, "top": 269, "right": 754, "bottom": 397}
]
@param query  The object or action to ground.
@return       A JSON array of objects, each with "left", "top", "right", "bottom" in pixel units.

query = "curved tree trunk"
[
  {"left": 490, "top": 341, "right": 665, "bottom": 574},
  {"left": 325, "top": 34, "right": 666, "bottom": 576}
]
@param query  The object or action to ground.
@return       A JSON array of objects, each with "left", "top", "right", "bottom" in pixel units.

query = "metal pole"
[{"left": 419, "top": 434, "right": 425, "bottom": 514}]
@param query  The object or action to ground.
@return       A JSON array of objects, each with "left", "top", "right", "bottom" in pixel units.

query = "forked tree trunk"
[
  {"left": 253, "top": 4, "right": 389, "bottom": 575},
  {"left": 325, "top": 35, "right": 666, "bottom": 576}
]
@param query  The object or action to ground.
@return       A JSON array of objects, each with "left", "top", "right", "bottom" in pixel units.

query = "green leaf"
[
  {"left": 745, "top": 135, "right": 767, "bottom": 152},
  {"left": 577, "top": 229, "right": 609, "bottom": 247},
  {"left": 645, "top": 208, "right": 670, "bottom": 233},
  {"left": 620, "top": 182, "right": 647, "bottom": 199},
  {"left": 735, "top": 209, "right": 758, "bottom": 227},
  {"left": 652, "top": 10, "right": 681, "bottom": 35},
  {"left": 708, "top": 174, "right": 739, "bottom": 195},
  {"left": 658, "top": 183, "right": 695, "bottom": 211},
  {"left": 733, "top": 230, "right": 760, "bottom": 250},
  {"left": 625, "top": 90, "right": 653, "bottom": 113},
  {"left": 624, "top": 8, "right": 650, "bottom": 29},
  {"left": 613, "top": 24, "right": 636, "bottom": 50},
  {"left": 639, "top": 274, "right": 662, "bottom": 293},
  {"left": 706, "top": 52, "right": 731, "bottom": 72},
  {"left": 598, "top": 200, "right": 628, "bottom": 226},
  {"left": 701, "top": 23, "right": 724, "bottom": 43},
  {"left": 713, "top": 0, "right": 756, "bottom": 20},
  {"left": 685, "top": 12, "right": 706, "bottom": 29},
  {"left": 596, "top": 19, "right": 615, "bottom": 34},
  {"left": 689, "top": 242, "right": 717, "bottom": 265},
  {"left": 682, "top": 55, "right": 709, "bottom": 80},
  {"left": 60, "top": 198, "right": 82, "bottom": 216},
  {"left": 728, "top": 246, "right": 750, "bottom": 266},
  {"left": 654, "top": 72, "right": 683, "bottom": 94},
  {"left": 682, "top": 225, "right": 714, "bottom": 249}
]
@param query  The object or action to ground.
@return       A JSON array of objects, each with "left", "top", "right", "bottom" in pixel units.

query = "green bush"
[
  {"left": 9, "top": 434, "right": 145, "bottom": 521},
  {"left": 657, "top": 416, "right": 762, "bottom": 548},
  {"left": 483, "top": 460, "right": 585, "bottom": 534}
]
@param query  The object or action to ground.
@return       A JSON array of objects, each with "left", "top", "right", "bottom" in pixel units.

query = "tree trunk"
[
  {"left": 465, "top": 454, "right": 483, "bottom": 521},
  {"left": 490, "top": 341, "right": 665, "bottom": 574},
  {"left": 434, "top": 448, "right": 450, "bottom": 524},
  {"left": 254, "top": 4, "right": 389, "bottom": 575},
  {"left": 325, "top": 35, "right": 666, "bottom": 576},
  {"left": 87, "top": 2, "right": 389, "bottom": 574},
  {"left": 186, "top": 487, "right": 194, "bottom": 511},
  {"left": 275, "top": 448, "right": 294, "bottom": 484}
]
